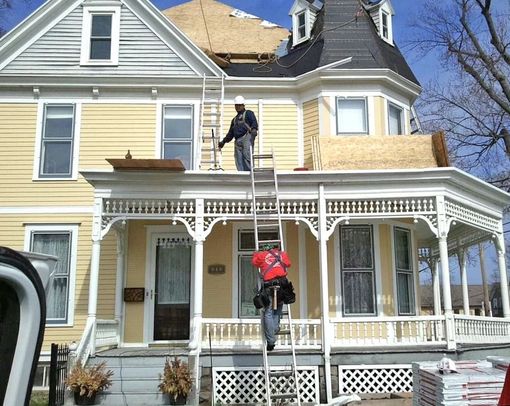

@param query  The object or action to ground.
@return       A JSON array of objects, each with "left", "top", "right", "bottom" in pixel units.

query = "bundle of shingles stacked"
[{"left": 413, "top": 360, "right": 506, "bottom": 405}]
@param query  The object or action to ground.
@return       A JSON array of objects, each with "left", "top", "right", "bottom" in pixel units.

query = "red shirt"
[{"left": 251, "top": 249, "right": 291, "bottom": 281}]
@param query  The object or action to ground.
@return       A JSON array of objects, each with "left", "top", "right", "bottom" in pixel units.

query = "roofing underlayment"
[{"left": 162, "top": 0, "right": 290, "bottom": 60}]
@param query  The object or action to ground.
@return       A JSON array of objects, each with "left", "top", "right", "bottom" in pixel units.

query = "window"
[
  {"left": 381, "top": 10, "right": 389, "bottom": 40},
  {"left": 336, "top": 98, "right": 368, "bottom": 134},
  {"left": 340, "top": 225, "right": 376, "bottom": 316},
  {"left": 90, "top": 15, "right": 112, "bottom": 60},
  {"left": 388, "top": 103, "right": 404, "bottom": 135},
  {"left": 237, "top": 229, "right": 279, "bottom": 318},
  {"left": 39, "top": 105, "right": 75, "bottom": 178},
  {"left": 162, "top": 105, "right": 194, "bottom": 169},
  {"left": 30, "top": 231, "right": 72, "bottom": 324},
  {"left": 80, "top": 7, "right": 120, "bottom": 65},
  {"left": 297, "top": 11, "right": 306, "bottom": 40},
  {"left": 394, "top": 227, "right": 415, "bottom": 315}
]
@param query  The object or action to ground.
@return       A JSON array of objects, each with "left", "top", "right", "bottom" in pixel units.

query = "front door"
[{"left": 153, "top": 235, "right": 191, "bottom": 341}]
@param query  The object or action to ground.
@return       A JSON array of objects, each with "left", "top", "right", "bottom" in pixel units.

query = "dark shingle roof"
[{"left": 223, "top": 0, "right": 419, "bottom": 85}]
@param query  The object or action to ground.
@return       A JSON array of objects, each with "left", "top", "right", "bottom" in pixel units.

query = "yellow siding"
[
  {"left": 374, "top": 96, "right": 385, "bottom": 135},
  {"left": 263, "top": 104, "right": 298, "bottom": 170},
  {"left": 379, "top": 224, "right": 395, "bottom": 315},
  {"left": 319, "top": 97, "right": 332, "bottom": 136},
  {"left": 97, "top": 232, "right": 117, "bottom": 319},
  {"left": 80, "top": 104, "right": 157, "bottom": 167},
  {"left": 303, "top": 99, "right": 318, "bottom": 170},
  {"left": 124, "top": 221, "right": 148, "bottom": 343},
  {"left": 203, "top": 224, "right": 233, "bottom": 317},
  {"left": 0, "top": 214, "right": 93, "bottom": 351}
]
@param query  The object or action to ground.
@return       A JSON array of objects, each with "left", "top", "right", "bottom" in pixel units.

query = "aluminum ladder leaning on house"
[
  {"left": 249, "top": 147, "right": 302, "bottom": 406},
  {"left": 199, "top": 75, "right": 224, "bottom": 170}
]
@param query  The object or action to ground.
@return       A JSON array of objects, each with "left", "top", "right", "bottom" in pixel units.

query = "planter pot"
[
  {"left": 167, "top": 393, "right": 187, "bottom": 405},
  {"left": 74, "top": 392, "right": 97, "bottom": 405}
]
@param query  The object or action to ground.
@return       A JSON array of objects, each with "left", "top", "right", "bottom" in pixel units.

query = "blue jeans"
[
  {"left": 263, "top": 289, "right": 283, "bottom": 346},
  {"left": 234, "top": 133, "right": 253, "bottom": 171}
]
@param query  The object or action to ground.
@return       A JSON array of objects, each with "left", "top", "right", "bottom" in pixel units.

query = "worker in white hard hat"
[{"left": 218, "top": 95, "right": 258, "bottom": 171}]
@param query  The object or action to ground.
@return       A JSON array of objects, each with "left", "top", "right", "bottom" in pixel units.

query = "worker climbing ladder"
[
  {"left": 250, "top": 147, "right": 302, "bottom": 406},
  {"left": 199, "top": 75, "right": 224, "bottom": 170}
]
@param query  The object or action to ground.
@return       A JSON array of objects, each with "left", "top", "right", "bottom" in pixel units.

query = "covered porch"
[{"left": 78, "top": 167, "right": 510, "bottom": 402}]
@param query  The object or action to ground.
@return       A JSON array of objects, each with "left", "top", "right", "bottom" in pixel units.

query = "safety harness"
[{"left": 260, "top": 249, "right": 288, "bottom": 281}]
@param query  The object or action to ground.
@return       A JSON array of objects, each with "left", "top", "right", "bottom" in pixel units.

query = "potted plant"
[
  {"left": 158, "top": 357, "right": 192, "bottom": 405},
  {"left": 66, "top": 361, "right": 113, "bottom": 405}
]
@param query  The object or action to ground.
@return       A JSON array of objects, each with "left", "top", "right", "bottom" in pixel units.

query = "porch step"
[{"left": 95, "top": 392, "right": 169, "bottom": 405}]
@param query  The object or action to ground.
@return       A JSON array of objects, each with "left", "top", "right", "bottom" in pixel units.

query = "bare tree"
[{"left": 408, "top": 0, "right": 510, "bottom": 188}]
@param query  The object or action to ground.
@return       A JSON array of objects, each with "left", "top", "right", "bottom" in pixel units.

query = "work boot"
[{"left": 267, "top": 343, "right": 275, "bottom": 351}]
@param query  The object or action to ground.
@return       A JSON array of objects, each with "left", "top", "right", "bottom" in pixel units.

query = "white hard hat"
[{"left": 234, "top": 95, "right": 245, "bottom": 105}]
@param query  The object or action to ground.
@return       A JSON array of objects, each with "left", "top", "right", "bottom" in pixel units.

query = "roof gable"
[{"left": 0, "top": 0, "right": 223, "bottom": 78}]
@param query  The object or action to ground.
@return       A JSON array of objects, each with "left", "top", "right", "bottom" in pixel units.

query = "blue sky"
[{"left": 1, "top": 0, "right": 434, "bottom": 83}]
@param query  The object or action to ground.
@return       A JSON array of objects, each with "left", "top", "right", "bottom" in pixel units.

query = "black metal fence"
[{"left": 48, "top": 343, "right": 69, "bottom": 406}]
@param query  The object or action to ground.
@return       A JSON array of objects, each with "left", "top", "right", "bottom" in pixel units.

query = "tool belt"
[{"left": 263, "top": 277, "right": 288, "bottom": 288}]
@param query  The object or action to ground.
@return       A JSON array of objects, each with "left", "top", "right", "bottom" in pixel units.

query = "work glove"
[{"left": 218, "top": 140, "right": 225, "bottom": 149}]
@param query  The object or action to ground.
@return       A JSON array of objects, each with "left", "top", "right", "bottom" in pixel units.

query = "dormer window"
[
  {"left": 80, "top": 6, "right": 120, "bottom": 65},
  {"left": 381, "top": 10, "right": 389, "bottom": 40},
  {"left": 297, "top": 11, "right": 306, "bottom": 40},
  {"left": 292, "top": 9, "right": 309, "bottom": 46}
]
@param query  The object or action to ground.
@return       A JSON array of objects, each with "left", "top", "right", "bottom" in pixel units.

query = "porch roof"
[{"left": 80, "top": 166, "right": 510, "bottom": 212}]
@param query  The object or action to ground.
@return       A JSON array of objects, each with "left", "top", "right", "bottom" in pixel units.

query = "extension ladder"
[
  {"left": 250, "top": 148, "right": 302, "bottom": 406},
  {"left": 199, "top": 75, "right": 224, "bottom": 170}
]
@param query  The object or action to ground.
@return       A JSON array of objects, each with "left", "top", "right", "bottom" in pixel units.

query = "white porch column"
[
  {"left": 496, "top": 233, "right": 510, "bottom": 317},
  {"left": 114, "top": 225, "right": 127, "bottom": 344},
  {"left": 88, "top": 197, "right": 103, "bottom": 356},
  {"left": 457, "top": 248, "right": 470, "bottom": 316},
  {"left": 318, "top": 184, "right": 332, "bottom": 403},
  {"left": 432, "top": 259, "right": 442, "bottom": 315},
  {"left": 436, "top": 196, "right": 455, "bottom": 349},
  {"left": 189, "top": 199, "right": 204, "bottom": 406}
]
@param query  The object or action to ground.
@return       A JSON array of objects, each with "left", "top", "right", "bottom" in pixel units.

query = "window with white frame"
[
  {"left": 237, "top": 229, "right": 279, "bottom": 318},
  {"left": 388, "top": 103, "right": 404, "bottom": 135},
  {"left": 39, "top": 104, "right": 75, "bottom": 178},
  {"left": 336, "top": 98, "right": 368, "bottom": 134},
  {"left": 80, "top": 7, "right": 120, "bottom": 65},
  {"left": 296, "top": 10, "right": 307, "bottom": 41},
  {"left": 162, "top": 105, "right": 193, "bottom": 170},
  {"left": 28, "top": 227, "right": 76, "bottom": 324},
  {"left": 381, "top": 10, "right": 389, "bottom": 40},
  {"left": 394, "top": 227, "right": 415, "bottom": 315},
  {"left": 340, "top": 225, "right": 376, "bottom": 315}
]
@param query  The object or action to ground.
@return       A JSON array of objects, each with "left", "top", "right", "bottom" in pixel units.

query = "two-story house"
[{"left": 1, "top": 0, "right": 510, "bottom": 404}]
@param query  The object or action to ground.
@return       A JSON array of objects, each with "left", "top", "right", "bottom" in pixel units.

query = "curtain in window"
[
  {"left": 32, "top": 233, "right": 70, "bottom": 321},
  {"left": 337, "top": 99, "right": 367, "bottom": 133},
  {"left": 341, "top": 227, "right": 373, "bottom": 269},
  {"left": 156, "top": 245, "right": 191, "bottom": 304},
  {"left": 343, "top": 271, "right": 374, "bottom": 314},
  {"left": 239, "top": 256, "right": 259, "bottom": 317}
]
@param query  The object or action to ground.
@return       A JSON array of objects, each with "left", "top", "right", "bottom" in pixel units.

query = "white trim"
[
  {"left": 293, "top": 8, "right": 310, "bottom": 47},
  {"left": 391, "top": 224, "right": 417, "bottom": 316},
  {"left": 334, "top": 96, "right": 370, "bottom": 135},
  {"left": 379, "top": 6, "right": 394, "bottom": 45},
  {"left": 387, "top": 100, "right": 405, "bottom": 135},
  {"left": 155, "top": 103, "right": 163, "bottom": 159},
  {"left": 298, "top": 223, "right": 308, "bottom": 318},
  {"left": 23, "top": 223, "right": 79, "bottom": 327},
  {"left": 411, "top": 226, "right": 420, "bottom": 316},
  {"left": 80, "top": 6, "right": 121, "bottom": 66},
  {"left": 0, "top": 206, "right": 91, "bottom": 214},
  {"left": 258, "top": 99, "right": 264, "bottom": 157}
]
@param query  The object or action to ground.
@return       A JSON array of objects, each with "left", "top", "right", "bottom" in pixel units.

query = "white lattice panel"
[
  {"left": 338, "top": 364, "right": 413, "bottom": 394},
  {"left": 213, "top": 366, "right": 319, "bottom": 404}
]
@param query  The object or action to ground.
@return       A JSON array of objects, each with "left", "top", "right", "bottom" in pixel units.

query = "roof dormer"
[
  {"left": 365, "top": 0, "right": 395, "bottom": 45},
  {"left": 289, "top": 0, "right": 323, "bottom": 47}
]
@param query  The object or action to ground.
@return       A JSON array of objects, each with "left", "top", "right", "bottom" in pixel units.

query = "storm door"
[{"left": 153, "top": 236, "right": 191, "bottom": 341}]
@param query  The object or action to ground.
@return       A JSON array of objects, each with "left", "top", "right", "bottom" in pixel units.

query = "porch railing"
[
  {"left": 330, "top": 316, "right": 447, "bottom": 347},
  {"left": 96, "top": 319, "right": 120, "bottom": 348},
  {"left": 202, "top": 318, "right": 321, "bottom": 349},
  {"left": 454, "top": 315, "right": 510, "bottom": 344}
]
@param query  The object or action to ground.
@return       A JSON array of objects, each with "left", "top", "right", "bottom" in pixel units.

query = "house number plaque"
[{"left": 124, "top": 288, "right": 145, "bottom": 302}]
